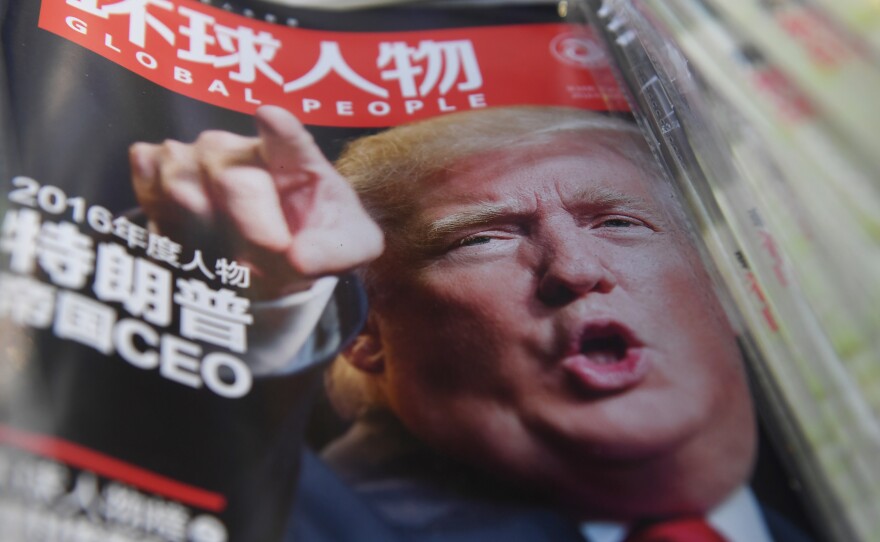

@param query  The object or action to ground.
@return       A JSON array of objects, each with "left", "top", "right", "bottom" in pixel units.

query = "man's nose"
[{"left": 536, "top": 236, "right": 617, "bottom": 307}]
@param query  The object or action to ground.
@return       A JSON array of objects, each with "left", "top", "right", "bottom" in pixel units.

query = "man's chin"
[
  {"left": 553, "top": 457, "right": 752, "bottom": 522},
  {"left": 545, "top": 422, "right": 758, "bottom": 521},
  {"left": 541, "top": 404, "right": 707, "bottom": 462}
]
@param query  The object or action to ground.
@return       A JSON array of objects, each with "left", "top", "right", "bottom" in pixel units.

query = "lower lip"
[{"left": 561, "top": 347, "right": 649, "bottom": 393}]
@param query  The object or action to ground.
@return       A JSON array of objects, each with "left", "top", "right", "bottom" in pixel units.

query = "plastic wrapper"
[{"left": 579, "top": 0, "right": 880, "bottom": 539}]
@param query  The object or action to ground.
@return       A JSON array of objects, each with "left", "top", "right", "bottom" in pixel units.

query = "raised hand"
[{"left": 129, "top": 106, "right": 384, "bottom": 299}]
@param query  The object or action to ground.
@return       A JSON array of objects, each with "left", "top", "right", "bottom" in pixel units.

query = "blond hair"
[{"left": 337, "top": 106, "right": 643, "bottom": 244}]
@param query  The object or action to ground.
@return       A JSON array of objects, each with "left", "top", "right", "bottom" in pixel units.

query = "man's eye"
[
  {"left": 598, "top": 218, "right": 637, "bottom": 228},
  {"left": 458, "top": 235, "right": 493, "bottom": 247}
]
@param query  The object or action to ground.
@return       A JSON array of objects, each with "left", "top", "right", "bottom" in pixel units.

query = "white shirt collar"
[{"left": 579, "top": 487, "right": 775, "bottom": 542}]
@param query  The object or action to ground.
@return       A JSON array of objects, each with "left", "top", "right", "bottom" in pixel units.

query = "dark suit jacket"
[
  {"left": 287, "top": 408, "right": 588, "bottom": 541},
  {"left": 286, "top": 411, "right": 818, "bottom": 542}
]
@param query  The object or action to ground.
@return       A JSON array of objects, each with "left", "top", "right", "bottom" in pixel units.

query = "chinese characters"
[
  {"left": 0, "top": 178, "right": 254, "bottom": 398},
  {"left": 53, "top": 0, "right": 487, "bottom": 121}
]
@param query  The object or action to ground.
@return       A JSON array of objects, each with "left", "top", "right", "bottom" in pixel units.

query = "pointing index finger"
[{"left": 255, "top": 105, "right": 333, "bottom": 191}]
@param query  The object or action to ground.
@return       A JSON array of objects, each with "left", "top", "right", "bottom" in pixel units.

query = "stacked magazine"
[{"left": 579, "top": 0, "right": 880, "bottom": 540}]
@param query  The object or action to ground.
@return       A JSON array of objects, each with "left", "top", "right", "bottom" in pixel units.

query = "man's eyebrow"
[
  {"left": 430, "top": 203, "right": 516, "bottom": 234},
  {"left": 422, "top": 186, "right": 655, "bottom": 239},
  {"left": 568, "top": 186, "right": 657, "bottom": 216},
  {"left": 404, "top": 186, "right": 662, "bottom": 255},
  {"left": 409, "top": 202, "right": 523, "bottom": 250}
]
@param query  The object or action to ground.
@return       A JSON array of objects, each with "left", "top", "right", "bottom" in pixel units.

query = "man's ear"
[{"left": 344, "top": 315, "right": 385, "bottom": 374}]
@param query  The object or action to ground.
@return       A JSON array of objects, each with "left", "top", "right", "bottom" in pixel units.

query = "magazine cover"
[{"left": 0, "top": 0, "right": 824, "bottom": 541}]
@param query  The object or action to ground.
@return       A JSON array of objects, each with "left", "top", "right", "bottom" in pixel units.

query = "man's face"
[{"left": 365, "top": 130, "right": 756, "bottom": 518}]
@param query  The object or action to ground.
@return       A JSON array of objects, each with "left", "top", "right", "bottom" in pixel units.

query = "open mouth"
[
  {"left": 562, "top": 322, "right": 649, "bottom": 392},
  {"left": 580, "top": 331, "right": 629, "bottom": 365}
]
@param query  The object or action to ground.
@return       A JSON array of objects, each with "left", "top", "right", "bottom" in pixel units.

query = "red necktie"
[{"left": 623, "top": 518, "right": 729, "bottom": 542}]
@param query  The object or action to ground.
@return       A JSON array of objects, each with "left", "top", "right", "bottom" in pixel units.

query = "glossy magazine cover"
[{"left": 0, "top": 0, "right": 822, "bottom": 541}]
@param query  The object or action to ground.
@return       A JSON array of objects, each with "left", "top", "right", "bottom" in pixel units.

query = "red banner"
[
  {"left": 38, "top": 0, "right": 628, "bottom": 127},
  {"left": 0, "top": 424, "right": 226, "bottom": 512}
]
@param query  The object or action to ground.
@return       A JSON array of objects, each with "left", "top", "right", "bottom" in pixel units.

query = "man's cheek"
[
  {"left": 651, "top": 255, "right": 710, "bottom": 294},
  {"left": 417, "top": 272, "right": 510, "bottom": 312}
]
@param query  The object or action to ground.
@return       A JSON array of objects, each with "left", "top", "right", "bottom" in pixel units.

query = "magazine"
[{"left": 0, "top": 0, "right": 828, "bottom": 541}]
